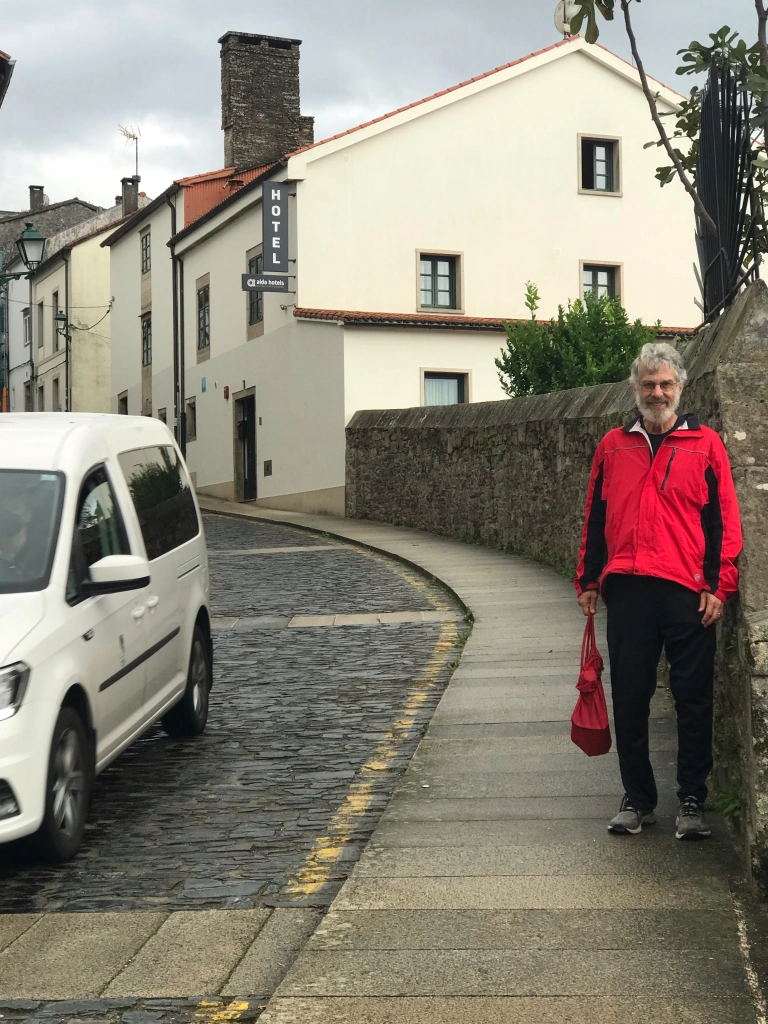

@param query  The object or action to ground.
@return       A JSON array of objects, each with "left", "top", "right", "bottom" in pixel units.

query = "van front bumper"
[{"left": 0, "top": 700, "right": 55, "bottom": 844}]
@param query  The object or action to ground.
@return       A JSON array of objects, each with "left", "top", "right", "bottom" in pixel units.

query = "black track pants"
[{"left": 603, "top": 574, "right": 717, "bottom": 810}]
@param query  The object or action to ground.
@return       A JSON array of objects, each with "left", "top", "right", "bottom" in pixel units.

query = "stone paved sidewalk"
[{"left": 197, "top": 499, "right": 764, "bottom": 1024}]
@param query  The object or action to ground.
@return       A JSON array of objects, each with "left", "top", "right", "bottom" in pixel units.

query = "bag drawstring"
[{"left": 581, "top": 613, "right": 595, "bottom": 670}]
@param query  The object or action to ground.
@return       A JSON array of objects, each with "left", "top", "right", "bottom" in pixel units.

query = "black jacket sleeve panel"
[
  {"left": 578, "top": 461, "right": 607, "bottom": 592},
  {"left": 701, "top": 463, "right": 724, "bottom": 595}
]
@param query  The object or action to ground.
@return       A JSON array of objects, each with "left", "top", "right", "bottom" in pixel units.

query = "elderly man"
[{"left": 575, "top": 342, "right": 742, "bottom": 839}]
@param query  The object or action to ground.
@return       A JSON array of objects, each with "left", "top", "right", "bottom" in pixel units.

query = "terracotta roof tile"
[
  {"left": 179, "top": 162, "right": 277, "bottom": 226},
  {"left": 175, "top": 166, "right": 237, "bottom": 186},
  {"left": 293, "top": 307, "right": 695, "bottom": 337}
]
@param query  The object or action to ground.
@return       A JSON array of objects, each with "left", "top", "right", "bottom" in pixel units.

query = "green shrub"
[{"left": 495, "top": 282, "right": 660, "bottom": 397}]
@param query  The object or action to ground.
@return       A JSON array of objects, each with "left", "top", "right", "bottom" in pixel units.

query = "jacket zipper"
[{"left": 660, "top": 447, "right": 677, "bottom": 491}]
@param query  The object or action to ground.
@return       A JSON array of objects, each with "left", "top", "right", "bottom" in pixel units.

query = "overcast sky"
[{"left": 0, "top": 0, "right": 756, "bottom": 211}]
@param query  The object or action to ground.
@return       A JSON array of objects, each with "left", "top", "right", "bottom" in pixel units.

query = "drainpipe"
[
  {"left": 62, "top": 251, "right": 70, "bottom": 411},
  {"left": 28, "top": 274, "right": 34, "bottom": 408},
  {"left": 165, "top": 193, "right": 179, "bottom": 442},
  {"left": 178, "top": 254, "right": 186, "bottom": 458},
  {"left": 0, "top": 279, "right": 8, "bottom": 412}
]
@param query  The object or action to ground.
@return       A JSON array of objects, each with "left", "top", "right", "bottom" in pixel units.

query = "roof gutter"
[{"left": 166, "top": 192, "right": 181, "bottom": 447}]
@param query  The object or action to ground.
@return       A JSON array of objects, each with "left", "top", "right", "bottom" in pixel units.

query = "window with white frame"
[
  {"left": 424, "top": 372, "right": 468, "bottom": 406},
  {"left": 141, "top": 314, "right": 152, "bottom": 366},
  {"left": 197, "top": 284, "right": 210, "bottom": 350},
  {"left": 52, "top": 291, "right": 59, "bottom": 352},
  {"left": 583, "top": 264, "right": 618, "bottom": 300},
  {"left": 22, "top": 307, "right": 30, "bottom": 346},
  {"left": 581, "top": 138, "right": 620, "bottom": 193},
  {"left": 248, "top": 253, "right": 264, "bottom": 325},
  {"left": 141, "top": 231, "right": 151, "bottom": 274},
  {"left": 419, "top": 254, "right": 458, "bottom": 310}
]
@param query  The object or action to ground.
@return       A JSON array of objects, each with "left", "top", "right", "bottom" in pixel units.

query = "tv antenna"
[
  {"left": 554, "top": 1, "right": 581, "bottom": 37},
  {"left": 118, "top": 124, "right": 141, "bottom": 178}
]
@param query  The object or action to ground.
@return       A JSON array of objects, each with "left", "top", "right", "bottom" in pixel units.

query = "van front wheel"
[
  {"left": 35, "top": 706, "right": 92, "bottom": 862},
  {"left": 162, "top": 625, "right": 211, "bottom": 737}
]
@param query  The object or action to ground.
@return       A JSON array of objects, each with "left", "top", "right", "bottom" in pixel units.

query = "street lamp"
[
  {"left": 0, "top": 222, "right": 48, "bottom": 413},
  {"left": 16, "top": 222, "right": 46, "bottom": 270}
]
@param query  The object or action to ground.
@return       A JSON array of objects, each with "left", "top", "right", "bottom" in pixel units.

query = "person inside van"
[{"left": 0, "top": 494, "right": 31, "bottom": 582}]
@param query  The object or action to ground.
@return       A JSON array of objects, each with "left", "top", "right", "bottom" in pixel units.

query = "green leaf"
[
  {"left": 595, "top": 1, "right": 614, "bottom": 20},
  {"left": 655, "top": 166, "right": 677, "bottom": 185},
  {"left": 568, "top": 7, "right": 586, "bottom": 33},
  {"left": 584, "top": 9, "right": 600, "bottom": 44}
]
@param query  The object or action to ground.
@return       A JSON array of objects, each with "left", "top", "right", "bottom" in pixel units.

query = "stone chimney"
[
  {"left": 219, "top": 31, "right": 315, "bottom": 169},
  {"left": 29, "top": 185, "right": 45, "bottom": 211},
  {"left": 121, "top": 176, "right": 141, "bottom": 215}
]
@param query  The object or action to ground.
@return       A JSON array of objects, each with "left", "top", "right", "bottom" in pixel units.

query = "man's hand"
[
  {"left": 578, "top": 590, "right": 598, "bottom": 617},
  {"left": 699, "top": 591, "right": 724, "bottom": 627}
]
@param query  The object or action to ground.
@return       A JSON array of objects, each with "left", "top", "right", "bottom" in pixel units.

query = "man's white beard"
[{"left": 636, "top": 390, "right": 681, "bottom": 427}]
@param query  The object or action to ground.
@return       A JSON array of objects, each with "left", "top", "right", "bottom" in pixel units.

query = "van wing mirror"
[{"left": 82, "top": 555, "right": 150, "bottom": 597}]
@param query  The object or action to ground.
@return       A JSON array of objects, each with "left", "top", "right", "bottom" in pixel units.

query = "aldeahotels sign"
[{"left": 241, "top": 273, "right": 289, "bottom": 293}]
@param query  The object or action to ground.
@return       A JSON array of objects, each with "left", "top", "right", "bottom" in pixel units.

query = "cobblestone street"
[{"left": 0, "top": 513, "right": 464, "bottom": 914}]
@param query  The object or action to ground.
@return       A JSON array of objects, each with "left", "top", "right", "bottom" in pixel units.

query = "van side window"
[
  {"left": 67, "top": 468, "right": 130, "bottom": 603},
  {"left": 118, "top": 445, "right": 199, "bottom": 560}
]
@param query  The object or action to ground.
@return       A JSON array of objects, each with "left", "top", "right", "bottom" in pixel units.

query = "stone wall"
[{"left": 346, "top": 281, "right": 768, "bottom": 884}]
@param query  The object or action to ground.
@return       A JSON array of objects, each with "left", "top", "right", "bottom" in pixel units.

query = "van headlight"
[{"left": 0, "top": 663, "right": 30, "bottom": 722}]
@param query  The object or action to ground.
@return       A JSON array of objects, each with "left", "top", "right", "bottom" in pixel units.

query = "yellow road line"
[
  {"left": 285, "top": 621, "right": 459, "bottom": 897},
  {"left": 193, "top": 1000, "right": 251, "bottom": 1023},
  {"left": 356, "top": 546, "right": 455, "bottom": 611}
]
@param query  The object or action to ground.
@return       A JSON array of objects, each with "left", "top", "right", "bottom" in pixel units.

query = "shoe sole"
[
  {"left": 608, "top": 815, "right": 657, "bottom": 835},
  {"left": 675, "top": 828, "right": 712, "bottom": 840}
]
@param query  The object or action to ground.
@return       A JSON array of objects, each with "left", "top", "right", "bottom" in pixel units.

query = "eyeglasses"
[{"left": 639, "top": 380, "right": 679, "bottom": 394}]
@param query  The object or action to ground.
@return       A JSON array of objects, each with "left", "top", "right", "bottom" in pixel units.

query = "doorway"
[{"left": 234, "top": 393, "right": 257, "bottom": 501}]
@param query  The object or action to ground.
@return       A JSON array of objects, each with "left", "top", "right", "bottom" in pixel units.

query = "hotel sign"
[{"left": 263, "top": 180, "right": 288, "bottom": 274}]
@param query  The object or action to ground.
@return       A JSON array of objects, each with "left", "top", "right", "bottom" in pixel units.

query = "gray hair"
[{"left": 630, "top": 342, "right": 688, "bottom": 386}]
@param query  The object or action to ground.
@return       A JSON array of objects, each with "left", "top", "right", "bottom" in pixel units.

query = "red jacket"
[{"left": 575, "top": 414, "right": 742, "bottom": 602}]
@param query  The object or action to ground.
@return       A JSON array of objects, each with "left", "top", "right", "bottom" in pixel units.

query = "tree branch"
[
  {"left": 621, "top": 0, "right": 718, "bottom": 236},
  {"left": 757, "top": 0, "right": 768, "bottom": 68}
]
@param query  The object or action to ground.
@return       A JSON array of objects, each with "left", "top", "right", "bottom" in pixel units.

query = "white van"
[{"left": 0, "top": 414, "right": 212, "bottom": 862}]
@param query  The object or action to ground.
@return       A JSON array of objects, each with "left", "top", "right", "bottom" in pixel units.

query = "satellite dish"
[{"left": 554, "top": 0, "right": 582, "bottom": 36}]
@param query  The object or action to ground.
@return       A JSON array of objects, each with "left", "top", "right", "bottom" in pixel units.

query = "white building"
[
  {"left": 5, "top": 178, "right": 151, "bottom": 414},
  {"left": 108, "top": 32, "right": 698, "bottom": 515}
]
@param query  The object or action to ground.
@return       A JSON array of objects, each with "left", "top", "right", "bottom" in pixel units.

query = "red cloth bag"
[{"left": 571, "top": 614, "right": 612, "bottom": 756}]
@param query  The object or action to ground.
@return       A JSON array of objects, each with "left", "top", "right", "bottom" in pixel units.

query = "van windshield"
[{"left": 0, "top": 470, "right": 64, "bottom": 594}]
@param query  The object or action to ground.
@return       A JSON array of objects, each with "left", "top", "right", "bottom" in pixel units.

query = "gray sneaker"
[
  {"left": 675, "top": 797, "right": 712, "bottom": 840},
  {"left": 608, "top": 795, "right": 657, "bottom": 835}
]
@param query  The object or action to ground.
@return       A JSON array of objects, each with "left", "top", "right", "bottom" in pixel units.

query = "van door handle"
[
  {"left": 146, "top": 596, "right": 159, "bottom": 609},
  {"left": 132, "top": 606, "right": 146, "bottom": 620}
]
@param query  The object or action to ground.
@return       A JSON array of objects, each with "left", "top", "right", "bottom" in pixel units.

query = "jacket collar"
[{"left": 622, "top": 413, "right": 701, "bottom": 434}]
